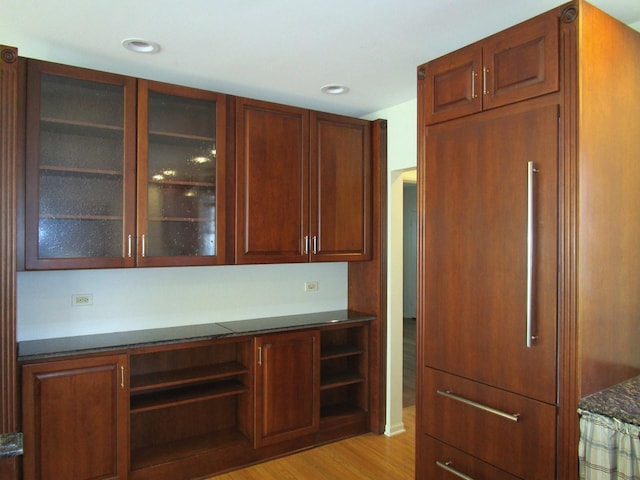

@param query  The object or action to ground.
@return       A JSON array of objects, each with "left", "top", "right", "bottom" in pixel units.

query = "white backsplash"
[{"left": 17, "top": 262, "right": 348, "bottom": 341}]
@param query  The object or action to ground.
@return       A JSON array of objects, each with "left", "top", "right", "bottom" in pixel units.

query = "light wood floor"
[
  {"left": 209, "top": 322, "right": 417, "bottom": 479},
  {"left": 208, "top": 407, "right": 415, "bottom": 480}
]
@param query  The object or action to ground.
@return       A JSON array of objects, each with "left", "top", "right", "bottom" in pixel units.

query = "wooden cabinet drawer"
[
  {"left": 422, "top": 368, "right": 556, "bottom": 480},
  {"left": 417, "top": 434, "right": 521, "bottom": 480}
]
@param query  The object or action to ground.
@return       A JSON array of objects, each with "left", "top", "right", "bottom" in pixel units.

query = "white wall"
[
  {"left": 365, "top": 98, "right": 417, "bottom": 436},
  {"left": 17, "top": 262, "right": 347, "bottom": 341}
]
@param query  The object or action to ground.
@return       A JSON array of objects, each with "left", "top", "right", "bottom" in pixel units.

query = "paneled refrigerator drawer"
[
  {"left": 422, "top": 367, "right": 556, "bottom": 480},
  {"left": 418, "top": 434, "right": 521, "bottom": 480}
]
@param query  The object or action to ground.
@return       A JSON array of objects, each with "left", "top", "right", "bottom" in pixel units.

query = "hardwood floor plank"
[{"left": 208, "top": 407, "right": 415, "bottom": 480}]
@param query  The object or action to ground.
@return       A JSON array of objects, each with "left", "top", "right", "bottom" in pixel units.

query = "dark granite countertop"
[
  {"left": 0, "top": 432, "right": 23, "bottom": 458},
  {"left": 18, "top": 310, "right": 374, "bottom": 361},
  {"left": 578, "top": 375, "right": 640, "bottom": 426}
]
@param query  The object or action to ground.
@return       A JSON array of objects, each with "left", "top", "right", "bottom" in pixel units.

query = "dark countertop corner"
[
  {"left": 578, "top": 375, "right": 640, "bottom": 426},
  {"left": 0, "top": 432, "right": 23, "bottom": 458}
]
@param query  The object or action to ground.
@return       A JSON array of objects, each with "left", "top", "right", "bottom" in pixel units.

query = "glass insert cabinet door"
[
  {"left": 136, "top": 80, "right": 227, "bottom": 267},
  {"left": 25, "top": 61, "right": 137, "bottom": 270}
]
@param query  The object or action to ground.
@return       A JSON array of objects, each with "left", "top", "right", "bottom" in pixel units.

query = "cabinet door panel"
[
  {"left": 22, "top": 354, "right": 128, "bottom": 480},
  {"left": 236, "top": 99, "right": 309, "bottom": 264},
  {"left": 422, "top": 368, "right": 556, "bottom": 480},
  {"left": 422, "top": 45, "right": 483, "bottom": 125},
  {"left": 25, "top": 60, "right": 136, "bottom": 270},
  {"left": 483, "top": 12, "right": 559, "bottom": 110},
  {"left": 136, "top": 80, "right": 227, "bottom": 267},
  {"left": 255, "top": 330, "right": 320, "bottom": 447},
  {"left": 310, "top": 112, "right": 371, "bottom": 261},
  {"left": 421, "top": 101, "right": 558, "bottom": 403}
]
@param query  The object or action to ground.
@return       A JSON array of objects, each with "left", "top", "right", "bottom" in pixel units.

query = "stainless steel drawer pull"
[
  {"left": 436, "top": 461, "right": 475, "bottom": 480},
  {"left": 437, "top": 389, "right": 520, "bottom": 422}
]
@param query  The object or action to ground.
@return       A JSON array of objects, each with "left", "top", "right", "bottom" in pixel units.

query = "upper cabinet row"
[
  {"left": 420, "top": 11, "right": 558, "bottom": 125},
  {"left": 24, "top": 59, "right": 374, "bottom": 270}
]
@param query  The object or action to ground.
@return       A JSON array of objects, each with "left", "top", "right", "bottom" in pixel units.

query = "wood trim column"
[
  {"left": 348, "top": 118, "right": 387, "bottom": 433},
  {"left": 0, "top": 44, "right": 20, "bottom": 479}
]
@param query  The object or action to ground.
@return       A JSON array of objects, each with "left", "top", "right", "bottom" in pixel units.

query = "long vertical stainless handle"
[
  {"left": 526, "top": 161, "right": 538, "bottom": 348},
  {"left": 437, "top": 390, "right": 520, "bottom": 422},
  {"left": 304, "top": 235, "right": 309, "bottom": 255},
  {"left": 141, "top": 234, "right": 146, "bottom": 257},
  {"left": 120, "top": 366, "right": 125, "bottom": 389},
  {"left": 127, "top": 235, "right": 132, "bottom": 258},
  {"left": 312, "top": 235, "right": 318, "bottom": 254},
  {"left": 436, "top": 461, "right": 475, "bottom": 480},
  {"left": 258, "top": 346, "right": 262, "bottom": 366}
]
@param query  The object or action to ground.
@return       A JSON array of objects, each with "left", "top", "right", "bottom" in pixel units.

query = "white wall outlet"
[
  {"left": 72, "top": 294, "right": 93, "bottom": 306},
  {"left": 304, "top": 281, "right": 319, "bottom": 292}
]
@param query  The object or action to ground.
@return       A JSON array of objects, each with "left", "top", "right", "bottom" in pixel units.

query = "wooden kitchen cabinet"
[
  {"left": 235, "top": 98, "right": 309, "bottom": 264},
  {"left": 25, "top": 61, "right": 228, "bottom": 270},
  {"left": 128, "top": 338, "right": 252, "bottom": 479},
  {"left": 422, "top": 100, "right": 559, "bottom": 404},
  {"left": 21, "top": 353, "right": 128, "bottom": 480},
  {"left": 25, "top": 60, "right": 137, "bottom": 269},
  {"left": 136, "top": 80, "right": 227, "bottom": 267},
  {"left": 416, "top": 2, "right": 640, "bottom": 479},
  {"left": 19, "top": 315, "right": 374, "bottom": 479},
  {"left": 254, "top": 330, "right": 320, "bottom": 447},
  {"left": 310, "top": 112, "right": 371, "bottom": 262},
  {"left": 420, "top": 10, "right": 558, "bottom": 125},
  {"left": 235, "top": 98, "right": 372, "bottom": 264}
]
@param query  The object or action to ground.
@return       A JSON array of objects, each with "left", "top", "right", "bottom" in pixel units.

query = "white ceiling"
[{"left": 2, "top": 0, "right": 640, "bottom": 117}]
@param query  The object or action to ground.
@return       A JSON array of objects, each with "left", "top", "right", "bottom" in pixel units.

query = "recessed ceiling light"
[
  {"left": 321, "top": 84, "right": 349, "bottom": 95},
  {"left": 122, "top": 38, "right": 160, "bottom": 54}
]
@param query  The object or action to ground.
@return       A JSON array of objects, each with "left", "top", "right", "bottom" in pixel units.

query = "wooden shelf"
[
  {"left": 130, "top": 380, "right": 249, "bottom": 413},
  {"left": 321, "top": 345, "right": 364, "bottom": 360},
  {"left": 149, "top": 130, "right": 215, "bottom": 144},
  {"left": 148, "top": 179, "right": 215, "bottom": 188},
  {"left": 39, "top": 214, "right": 122, "bottom": 221},
  {"left": 41, "top": 117, "right": 123, "bottom": 136},
  {"left": 320, "top": 372, "right": 365, "bottom": 390},
  {"left": 130, "top": 361, "right": 249, "bottom": 392},
  {"left": 131, "top": 428, "right": 250, "bottom": 471},
  {"left": 320, "top": 402, "right": 366, "bottom": 420},
  {"left": 40, "top": 165, "right": 122, "bottom": 177}
]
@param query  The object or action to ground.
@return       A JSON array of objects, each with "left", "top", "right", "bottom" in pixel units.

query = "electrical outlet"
[
  {"left": 72, "top": 294, "right": 93, "bottom": 306},
  {"left": 304, "top": 281, "right": 319, "bottom": 292}
]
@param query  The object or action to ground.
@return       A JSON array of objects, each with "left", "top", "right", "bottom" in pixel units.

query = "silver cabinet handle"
[
  {"left": 304, "top": 235, "right": 309, "bottom": 255},
  {"left": 141, "top": 234, "right": 146, "bottom": 257},
  {"left": 120, "top": 366, "right": 125, "bottom": 389},
  {"left": 312, "top": 235, "right": 317, "bottom": 255},
  {"left": 436, "top": 461, "right": 475, "bottom": 480},
  {"left": 471, "top": 70, "right": 478, "bottom": 99},
  {"left": 127, "top": 235, "right": 132, "bottom": 258},
  {"left": 482, "top": 66, "right": 489, "bottom": 95},
  {"left": 437, "top": 390, "right": 520, "bottom": 422},
  {"left": 526, "top": 161, "right": 539, "bottom": 348},
  {"left": 258, "top": 346, "right": 262, "bottom": 366}
]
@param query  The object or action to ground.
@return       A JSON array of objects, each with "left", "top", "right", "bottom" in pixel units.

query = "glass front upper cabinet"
[
  {"left": 25, "top": 62, "right": 227, "bottom": 269},
  {"left": 25, "top": 61, "right": 136, "bottom": 269},
  {"left": 136, "top": 80, "right": 227, "bottom": 267}
]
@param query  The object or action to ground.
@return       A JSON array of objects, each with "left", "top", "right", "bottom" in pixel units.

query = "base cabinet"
[
  {"left": 20, "top": 321, "right": 371, "bottom": 480},
  {"left": 21, "top": 354, "right": 128, "bottom": 480}
]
